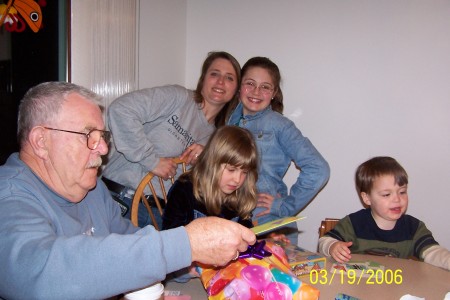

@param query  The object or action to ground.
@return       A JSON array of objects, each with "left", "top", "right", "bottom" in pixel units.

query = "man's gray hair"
[{"left": 17, "top": 82, "right": 103, "bottom": 146}]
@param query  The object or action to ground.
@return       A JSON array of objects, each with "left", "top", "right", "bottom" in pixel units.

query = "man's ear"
[
  {"left": 361, "top": 192, "right": 371, "bottom": 206},
  {"left": 28, "top": 127, "right": 49, "bottom": 159}
]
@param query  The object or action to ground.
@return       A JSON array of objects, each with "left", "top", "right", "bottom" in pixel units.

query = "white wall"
[
  {"left": 138, "top": 0, "right": 186, "bottom": 88},
  {"left": 142, "top": 0, "right": 450, "bottom": 252}
]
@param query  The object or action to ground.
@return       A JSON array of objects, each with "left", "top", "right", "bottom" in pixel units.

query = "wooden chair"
[
  {"left": 318, "top": 218, "right": 340, "bottom": 238},
  {"left": 130, "top": 158, "right": 186, "bottom": 229}
]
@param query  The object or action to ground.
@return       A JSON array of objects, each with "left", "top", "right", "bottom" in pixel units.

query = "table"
[
  {"left": 165, "top": 278, "right": 207, "bottom": 300},
  {"left": 165, "top": 254, "right": 450, "bottom": 300},
  {"left": 306, "top": 254, "right": 450, "bottom": 300}
]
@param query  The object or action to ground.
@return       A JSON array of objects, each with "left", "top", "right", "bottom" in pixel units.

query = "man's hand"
[{"left": 185, "top": 217, "right": 256, "bottom": 266}]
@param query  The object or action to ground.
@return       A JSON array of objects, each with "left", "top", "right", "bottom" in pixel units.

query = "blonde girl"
[{"left": 163, "top": 125, "right": 258, "bottom": 230}]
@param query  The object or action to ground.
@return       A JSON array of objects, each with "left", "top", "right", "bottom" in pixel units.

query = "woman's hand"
[
  {"left": 180, "top": 143, "right": 204, "bottom": 165},
  {"left": 255, "top": 193, "right": 277, "bottom": 217},
  {"left": 151, "top": 157, "right": 177, "bottom": 180}
]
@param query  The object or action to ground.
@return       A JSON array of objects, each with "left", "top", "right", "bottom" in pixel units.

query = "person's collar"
[{"left": 239, "top": 102, "right": 272, "bottom": 120}]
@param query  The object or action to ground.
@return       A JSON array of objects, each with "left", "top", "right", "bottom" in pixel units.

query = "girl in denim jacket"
[{"left": 228, "top": 57, "right": 330, "bottom": 233}]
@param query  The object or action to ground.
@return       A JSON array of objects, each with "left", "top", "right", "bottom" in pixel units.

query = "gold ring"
[{"left": 232, "top": 250, "right": 239, "bottom": 261}]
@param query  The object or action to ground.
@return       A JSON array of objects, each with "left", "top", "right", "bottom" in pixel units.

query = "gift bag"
[{"left": 197, "top": 240, "right": 319, "bottom": 300}]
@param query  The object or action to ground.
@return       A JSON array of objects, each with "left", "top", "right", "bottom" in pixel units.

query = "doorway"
[{"left": 0, "top": 0, "right": 68, "bottom": 164}]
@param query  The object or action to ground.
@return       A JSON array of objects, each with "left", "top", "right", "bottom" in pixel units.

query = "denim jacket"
[{"left": 228, "top": 102, "right": 330, "bottom": 224}]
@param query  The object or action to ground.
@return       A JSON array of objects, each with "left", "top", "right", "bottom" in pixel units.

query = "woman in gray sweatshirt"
[{"left": 102, "top": 51, "right": 241, "bottom": 227}]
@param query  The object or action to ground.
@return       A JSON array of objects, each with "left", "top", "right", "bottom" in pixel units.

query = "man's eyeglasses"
[
  {"left": 241, "top": 80, "right": 274, "bottom": 95},
  {"left": 44, "top": 127, "right": 111, "bottom": 150}
]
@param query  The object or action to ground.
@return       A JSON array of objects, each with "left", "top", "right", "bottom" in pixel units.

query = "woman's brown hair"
[{"left": 193, "top": 51, "right": 241, "bottom": 127}]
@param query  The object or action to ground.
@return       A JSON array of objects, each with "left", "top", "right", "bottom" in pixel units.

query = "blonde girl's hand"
[
  {"left": 180, "top": 143, "right": 204, "bottom": 165},
  {"left": 329, "top": 241, "right": 353, "bottom": 263},
  {"left": 187, "top": 265, "right": 200, "bottom": 278},
  {"left": 255, "top": 193, "right": 277, "bottom": 217},
  {"left": 267, "top": 232, "right": 291, "bottom": 244}
]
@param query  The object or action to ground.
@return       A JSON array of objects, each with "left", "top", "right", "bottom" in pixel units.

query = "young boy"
[{"left": 318, "top": 156, "right": 450, "bottom": 270}]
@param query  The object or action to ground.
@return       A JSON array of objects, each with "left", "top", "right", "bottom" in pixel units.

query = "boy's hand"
[{"left": 330, "top": 241, "right": 353, "bottom": 263}]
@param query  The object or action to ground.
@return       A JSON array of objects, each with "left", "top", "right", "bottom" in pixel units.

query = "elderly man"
[{"left": 0, "top": 82, "right": 255, "bottom": 300}]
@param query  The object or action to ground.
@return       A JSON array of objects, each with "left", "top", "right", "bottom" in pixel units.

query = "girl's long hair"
[{"left": 181, "top": 125, "right": 258, "bottom": 219}]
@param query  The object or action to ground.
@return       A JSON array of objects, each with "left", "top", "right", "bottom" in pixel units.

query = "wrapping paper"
[{"left": 197, "top": 241, "right": 319, "bottom": 300}]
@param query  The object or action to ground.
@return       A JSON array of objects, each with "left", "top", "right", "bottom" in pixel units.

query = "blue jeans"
[{"left": 109, "top": 188, "right": 163, "bottom": 229}]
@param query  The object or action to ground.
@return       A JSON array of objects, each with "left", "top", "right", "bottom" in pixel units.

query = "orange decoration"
[{"left": 0, "top": 0, "right": 42, "bottom": 33}]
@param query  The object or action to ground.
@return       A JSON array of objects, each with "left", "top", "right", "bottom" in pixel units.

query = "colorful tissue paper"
[{"left": 197, "top": 240, "right": 320, "bottom": 300}]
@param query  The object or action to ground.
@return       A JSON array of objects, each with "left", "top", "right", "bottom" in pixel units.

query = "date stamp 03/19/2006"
[{"left": 309, "top": 263, "right": 403, "bottom": 286}]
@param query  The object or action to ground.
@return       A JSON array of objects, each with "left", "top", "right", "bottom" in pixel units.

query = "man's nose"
[{"left": 95, "top": 138, "right": 109, "bottom": 155}]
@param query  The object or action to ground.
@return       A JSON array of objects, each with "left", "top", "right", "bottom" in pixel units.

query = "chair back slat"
[
  {"left": 130, "top": 158, "right": 187, "bottom": 229},
  {"left": 319, "top": 218, "right": 340, "bottom": 238}
]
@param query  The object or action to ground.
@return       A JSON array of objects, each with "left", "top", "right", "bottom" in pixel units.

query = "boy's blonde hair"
[
  {"left": 355, "top": 156, "right": 408, "bottom": 196},
  {"left": 181, "top": 126, "right": 258, "bottom": 219}
]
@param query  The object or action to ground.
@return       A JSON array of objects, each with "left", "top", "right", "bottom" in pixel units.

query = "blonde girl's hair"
[{"left": 184, "top": 125, "right": 258, "bottom": 219}]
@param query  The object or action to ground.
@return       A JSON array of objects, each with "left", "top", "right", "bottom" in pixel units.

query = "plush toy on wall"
[{"left": 0, "top": 0, "right": 44, "bottom": 33}]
